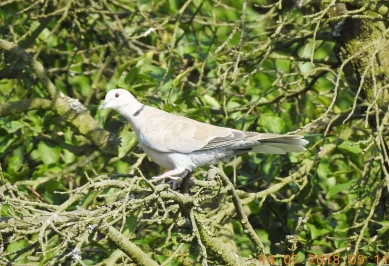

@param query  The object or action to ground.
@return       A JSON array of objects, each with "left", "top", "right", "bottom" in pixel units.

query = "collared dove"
[{"left": 99, "top": 89, "right": 308, "bottom": 182}]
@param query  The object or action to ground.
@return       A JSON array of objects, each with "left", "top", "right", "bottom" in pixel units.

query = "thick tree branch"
[
  {"left": 0, "top": 38, "right": 121, "bottom": 155},
  {"left": 99, "top": 225, "right": 160, "bottom": 266},
  {"left": 193, "top": 212, "right": 251, "bottom": 266},
  {"left": 0, "top": 98, "right": 53, "bottom": 117},
  {"left": 216, "top": 167, "right": 266, "bottom": 256}
]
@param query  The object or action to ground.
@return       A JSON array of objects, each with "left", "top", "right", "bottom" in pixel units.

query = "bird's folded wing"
[
  {"left": 138, "top": 112, "right": 241, "bottom": 153},
  {"left": 137, "top": 108, "right": 308, "bottom": 154}
]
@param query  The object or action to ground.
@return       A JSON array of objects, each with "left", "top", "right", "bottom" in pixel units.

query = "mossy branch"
[
  {"left": 0, "top": 38, "right": 120, "bottom": 155},
  {"left": 216, "top": 166, "right": 266, "bottom": 256},
  {"left": 0, "top": 98, "right": 53, "bottom": 117},
  {"left": 99, "top": 225, "right": 160, "bottom": 266},
  {"left": 193, "top": 211, "right": 249, "bottom": 266}
]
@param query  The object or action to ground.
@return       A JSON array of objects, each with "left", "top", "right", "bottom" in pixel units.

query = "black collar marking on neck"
[{"left": 133, "top": 104, "right": 145, "bottom": 117}]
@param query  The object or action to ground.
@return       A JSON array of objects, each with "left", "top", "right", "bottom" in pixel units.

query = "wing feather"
[
  {"left": 138, "top": 110, "right": 233, "bottom": 153},
  {"left": 136, "top": 107, "right": 308, "bottom": 154}
]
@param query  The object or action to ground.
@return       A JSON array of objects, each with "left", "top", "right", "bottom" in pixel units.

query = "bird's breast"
[
  {"left": 140, "top": 143, "right": 234, "bottom": 171},
  {"left": 139, "top": 144, "right": 175, "bottom": 169},
  {"left": 187, "top": 149, "right": 234, "bottom": 167}
]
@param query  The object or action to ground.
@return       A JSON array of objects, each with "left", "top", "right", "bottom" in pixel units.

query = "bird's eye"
[{"left": 115, "top": 93, "right": 119, "bottom": 98}]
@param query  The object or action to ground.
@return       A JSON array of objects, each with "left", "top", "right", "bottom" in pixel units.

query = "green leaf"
[
  {"left": 327, "top": 182, "right": 353, "bottom": 198},
  {"left": 6, "top": 239, "right": 29, "bottom": 253},
  {"left": 202, "top": 94, "right": 221, "bottom": 108},
  {"left": 3, "top": 121, "right": 24, "bottom": 133},
  {"left": 258, "top": 114, "right": 286, "bottom": 133},
  {"left": 114, "top": 160, "right": 130, "bottom": 174},
  {"left": 1, "top": 204, "right": 12, "bottom": 217},
  {"left": 306, "top": 223, "right": 321, "bottom": 239},
  {"left": 338, "top": 142, "right": 361, "bottom": 154},
  {"left": 234, "top": 115, "right": 257, "bottom": 131},
  {"left": 31, "top": 164, "right": 61, "bottom": 180},
  {"left": 123, "top": 67, "right": 141, "bottom": 85},
  {"left": 163, "top": 103, "right": 187, "bottom": 113},
  {"left": 132, "top": 73, "right": 157, "bottom": 91},
  {"left": 118, "top": 131, "right": 137, "bottom": 158},
  {"left": 68, "top": 75, "right": 91, "bottom": 96},
  {"left": 8, "top": 152, "right": 24, "bottom": 172},
  {"left": 141, "top": 65, "right": 167, "bottom": 81},
  {"left": 115, "top": 58, "right": 143, "bottom": 81},
  {"left": 83, "top": 260, "right": 96, "bottom": 266},
  {"left": 37, "top": 141, "right": 61, "bottom": 165},
  {"left": 62, "top": 149, "right": 76, "bottom": 164},
  {"left": 124, "top": 215, "right": 138, "bottom": 234},
  {"left": 136, "top": 51, "right": 154, "bottom": 66}
]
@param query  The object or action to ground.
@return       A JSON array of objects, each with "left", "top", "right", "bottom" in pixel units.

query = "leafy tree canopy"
[{"left": 1, "top": 0, "right": 388, "bottom": 265}]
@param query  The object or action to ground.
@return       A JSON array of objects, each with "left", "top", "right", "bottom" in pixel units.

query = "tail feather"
[
  {"left": 252, "top": 145, "right": 287, "bottom": 154},
  {"left": 251, "top": 135, "right": 309, "bottom": 154},
  {"left": 269, "top": 138, "right": 309, "bottom": 146}
]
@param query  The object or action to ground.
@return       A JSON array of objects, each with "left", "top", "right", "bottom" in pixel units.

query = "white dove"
[{"left": 99, "top": 89, "right": 308, "bottom": 182}]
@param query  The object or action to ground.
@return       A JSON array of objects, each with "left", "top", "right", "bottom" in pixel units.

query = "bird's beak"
[{"left": 98, "top": 101, "right": 107, "bottom": 111}]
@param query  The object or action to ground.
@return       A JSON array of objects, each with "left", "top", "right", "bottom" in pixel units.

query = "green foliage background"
[{"left": 0, "top": 0, "right": 388, "bottom": 265}]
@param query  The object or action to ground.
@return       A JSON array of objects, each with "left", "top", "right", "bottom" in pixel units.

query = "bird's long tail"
[{"left": 251, "top": 135, "right": 309, "bottom": 154}]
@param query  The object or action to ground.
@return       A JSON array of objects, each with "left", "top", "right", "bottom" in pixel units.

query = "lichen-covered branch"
[
  {"left": 0, "top": 39, "right": 121, "bottom": 155},
  {"left": 99, "top": 225, "right": 160, "bottom": 266},
  {"left": 0, "top": 98, "right": 53, "bottom": 117},
  {"left": 193, "top": 212, "right": 250, "bottom": 266},
  {"left": 216, "top": 166, "right": 266, "bottom": 256}
]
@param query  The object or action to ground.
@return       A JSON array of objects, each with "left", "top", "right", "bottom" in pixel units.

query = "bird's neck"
[{"left": 117, "top": 101, "right": 144, "bottom": 128}]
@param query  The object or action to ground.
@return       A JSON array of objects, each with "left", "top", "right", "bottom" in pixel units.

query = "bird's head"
[{"left": 98, "top": 89, "right": 136, "bottom": 111}]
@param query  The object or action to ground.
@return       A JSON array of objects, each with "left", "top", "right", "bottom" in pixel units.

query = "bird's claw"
[
  {"left": 167, "top": 179, "right": 181, "bottom": 190},
  {"left": 151, "top": 175, "right": 182, "bottom": 190}
]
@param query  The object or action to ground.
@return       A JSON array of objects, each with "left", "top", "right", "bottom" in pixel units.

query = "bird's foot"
[
  {"left": 167, "top": 179, "right": 182, "bottom": 190},
  {"left": 151, "top": 175, "right": 182, "bottom": 189},
  {"left": 151, "top": 175, "right": 181, "bottom": 182},
  {"left": 151, "top": 168, "right": 190, "bottom": 190},
  {"left": 151, "top": 168, "right": 187, "bottom": 183},
  {"left": 150, "top": 175, "right": 165, "bottom": 183}
]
